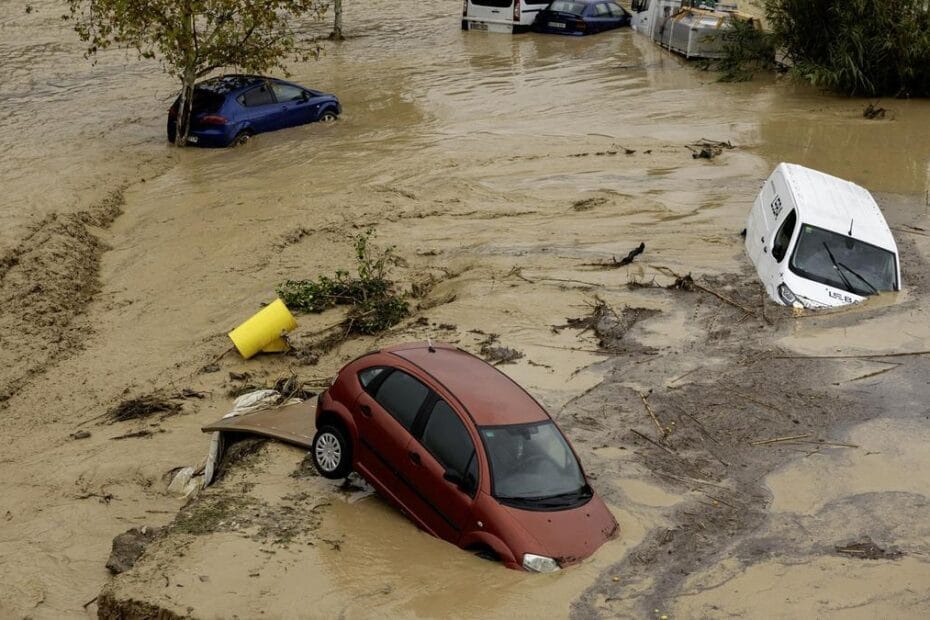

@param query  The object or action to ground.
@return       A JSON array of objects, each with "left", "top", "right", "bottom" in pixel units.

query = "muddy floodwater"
[{"left": 2, "top": 0, "right": 930, "bottom": 618}]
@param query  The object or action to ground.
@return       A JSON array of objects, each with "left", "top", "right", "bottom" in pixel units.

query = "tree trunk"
[
  {"left": 331, "top": 0, "right": 344, "bottom": 40},
  {"left": 175, "top": 1, "right": 196, "bottom": 147},
  {"left": 175, "top": 70, "right": 196, "bottom": 147}
]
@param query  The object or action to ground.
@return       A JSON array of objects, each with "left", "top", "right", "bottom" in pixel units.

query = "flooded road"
[{"left": 2, "top": 0, "right": 930, "bottom": 618}]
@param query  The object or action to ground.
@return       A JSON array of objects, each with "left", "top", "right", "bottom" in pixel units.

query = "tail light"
[
  {"left": 462, "top": 0, "right": 467, "bottom": 17},
  {"left": 200, "top": 114, "right": 228, "bottom": 125},
  {"left": 575, "top": 19, "right": 587, "bottom": 29},
  {"left": 513, "top": 0, "right": 521, "bottom": 21}
]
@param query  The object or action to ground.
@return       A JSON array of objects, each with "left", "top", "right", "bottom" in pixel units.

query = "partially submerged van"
[
  {"left": 463, "top": 0, "right": 551, "bottom": 32},
  {"left": 746, "top": 163, "right": 901, "bottom": 309}
]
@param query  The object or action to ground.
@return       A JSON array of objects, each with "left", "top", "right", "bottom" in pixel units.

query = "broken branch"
[{"left": 750, "top": 434, "right": 812, "bottom": 446}]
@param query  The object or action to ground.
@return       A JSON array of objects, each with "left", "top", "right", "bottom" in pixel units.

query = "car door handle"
[
  {"left": 408, "top": 451, "right": 421, "bottom": 465},
  {"left": 360, "top": 404, "right": 372, "bottom": 417}
]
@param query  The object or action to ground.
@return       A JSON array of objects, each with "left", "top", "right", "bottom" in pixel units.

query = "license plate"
[
  {"left": 471, "top": 21, "right": 488, "bottom": 31},
  {"left": 548, "top": 21, "right": 566, "bottom": 28}
]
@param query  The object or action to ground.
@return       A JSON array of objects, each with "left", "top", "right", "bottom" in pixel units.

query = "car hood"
[{"left": 504, "top": 494, "right": 618, "bottom": 566}]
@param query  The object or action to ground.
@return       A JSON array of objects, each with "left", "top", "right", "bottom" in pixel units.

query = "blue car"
[
  {"left": 167, "top": 75, "right": 341, "bottom": 147},
  {"left": 533, "top": 0, "right": 631, "bottom": 35}
]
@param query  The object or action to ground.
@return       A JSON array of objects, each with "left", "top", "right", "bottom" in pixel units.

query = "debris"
[
  {"left": 835, "top": 536, "right": 902, "bottom": 560},
  {"left": 111, "top": 429, "right": 162, "bottom": 440},
  {"left": 291, "top": 452, "right": 320, "bottom": 480},
  {"left": 629, "top": 428, "right": 675, "bottom": 455},
  {"left": 571, "top": 197, "right": 609, "bottom": 212},
  {"left": 686, "top": 139, "right": 734, "bottom": 159},
  {"left": 167, "top": 467, "right": 200, "bottom": 497},
  {"left": 69, "top": 430, "right": 91, "bottom": 440},
  {"left": 228, "top": 298, "right": 297, "bottom": 360},
  {"left": 583, "top": 242, "right": 645, "bottom": 269},
  {"left": 749, "top": 433, "right": 812, "bottom": 446},
  {"left": 640, "top": 392, "right": 667, "bottom": 439},
  {"left": 106, "top": 395, "right": 181, "bottom": 423},
  {"left": 564, "top": 297, "right": 659, "bottom": 351},
  {"left": 106, "top": 526, "right": 162, "bottom": 574},
  {"left": 862, "top": 103, "right": 887, "bottom": 119},
  {"left": 478, "top": 334, "right": 524, "bottom": 365}
]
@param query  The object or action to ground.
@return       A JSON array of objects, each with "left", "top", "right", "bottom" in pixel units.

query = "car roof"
[
  {"left": 778, "top": 163, "right": 897, "bottom": 252},
  {"left": 382, "top": 342, "right": 549, "bottom": 427}
]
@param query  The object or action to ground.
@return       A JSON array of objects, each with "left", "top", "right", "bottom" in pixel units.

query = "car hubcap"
[
  {"left": 322, "top": 114, "right": 335, "bottom": 122},
  {"left": 316, "top": 433, "right": 341, "bottom": 472}
]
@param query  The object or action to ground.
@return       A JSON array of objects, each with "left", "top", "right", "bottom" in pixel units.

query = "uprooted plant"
[{"left": 277, "top": 230, "right": 409, "bottom": 337}]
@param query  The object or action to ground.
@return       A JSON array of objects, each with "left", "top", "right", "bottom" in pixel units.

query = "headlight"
[
  {"left": 522, "top": 553, "right": 560, "bottom": 573},
  {"left": 777, "top": 283, "right": 797, "bottom": 305}
]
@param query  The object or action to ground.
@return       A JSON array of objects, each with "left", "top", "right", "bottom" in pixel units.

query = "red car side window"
[
  {"left": 420, "top": 400, "right": 478, "bottom": 493},
  {"left": 373, "top": 370, "right": 430, "bottom": 431}
]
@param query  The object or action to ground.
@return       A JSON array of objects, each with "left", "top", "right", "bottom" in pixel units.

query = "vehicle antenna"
[
  {"left": 427, "top": 336, "right": 435, "bottom": 353},
  {"left": 848, "top": 218, "right": 854, "bottom": 236}
]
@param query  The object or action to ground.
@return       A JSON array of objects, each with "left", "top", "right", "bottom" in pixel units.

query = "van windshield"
[
  {"left": 789, "top": 224, "right": 897, "bottom": 296},
  {"left": 480, "top": 421, "right": 590, "bottom": 510}
]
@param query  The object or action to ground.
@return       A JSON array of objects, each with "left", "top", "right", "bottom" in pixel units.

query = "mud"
[{"left": 2, "top": 0, "right": 930, "bottom": 617}]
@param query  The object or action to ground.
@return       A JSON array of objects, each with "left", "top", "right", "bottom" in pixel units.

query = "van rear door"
[{"left": 468, "top": 0, "right": 513, "bottom": 29}]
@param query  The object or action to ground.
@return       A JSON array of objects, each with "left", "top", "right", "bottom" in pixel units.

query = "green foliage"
[
  {"left": 277, "top": 230, "right": 410, "bottom": 336},
  {"left": 714, "top": 18, "right": 776, "bottom": 82},
  {"left": 66, "top": 0, "right": 327, "bottom": 144},
  {"left": 765, "top": 0, "right": 930, "bottom": 96}
]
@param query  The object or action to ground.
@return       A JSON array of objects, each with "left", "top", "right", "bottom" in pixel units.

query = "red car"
[{"left": 312, "top": 342, "right": 618, "bottom": 571}]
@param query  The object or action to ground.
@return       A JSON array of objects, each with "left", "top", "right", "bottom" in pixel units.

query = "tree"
[
  {"left": 331, "top": 0, "right": 344, "bottom": 40},
  {"left": 67, "top": 0, "right": 327, "bottom": 146},
  {"left": 765, "top": 0, "right": 930, "bottom": 96}
]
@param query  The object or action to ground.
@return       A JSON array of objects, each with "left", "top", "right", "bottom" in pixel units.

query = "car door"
[
  {"left": 402, "top": 397, "right": 479, "bottom": 544},
  {"left": 236, "top": 81, "right": 279, "bottom": 132},
  {"left": 270, "top": 81, "right": 316, "bottom": 128},
  {"left": 354, "top": 368, "right": 431, "bottom": 516},
  {"left": 590, "top": 3, "right": 612, "bottom": 31},
  {"left": 758, "top": 208, "right": 798, "bottom": 297}
]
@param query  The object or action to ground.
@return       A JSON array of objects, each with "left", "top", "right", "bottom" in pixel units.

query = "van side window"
[{"left": 771, "top": 209, "right": 797, "bottom": 263}]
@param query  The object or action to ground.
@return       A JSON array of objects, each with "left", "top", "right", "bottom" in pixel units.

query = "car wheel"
[
  {"left": 232, "top": 130, "right": 253, "bottom": 147},
  {"left": 319, "top": 111, "right": 338, "bottom": 123},
  {"left": 312, "top": 424, "right": 352, "bottom": 479}
]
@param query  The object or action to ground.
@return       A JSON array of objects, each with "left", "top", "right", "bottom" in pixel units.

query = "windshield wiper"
[
  {"left": 822, "top": 242, "right": 856, "bottom": 294},
  {"left": 836, "top": 261, "right": 879, "bottom": 294}
]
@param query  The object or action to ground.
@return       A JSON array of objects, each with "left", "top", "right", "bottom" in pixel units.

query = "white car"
[{"left": 745, "top": 163, "right": 901, "bottom": 309}]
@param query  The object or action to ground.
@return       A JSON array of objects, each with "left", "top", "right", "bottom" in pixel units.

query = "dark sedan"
[
  {"left": 167, "top": 75, "right": 340, "bottom": 147},
  {"left": 533, "top": 0, "right": 631, "bottom": 35}
]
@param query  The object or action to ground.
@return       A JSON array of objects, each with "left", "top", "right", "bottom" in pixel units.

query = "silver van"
[{"left": 745, "top": 163, "right": 901, "bottom": 308}]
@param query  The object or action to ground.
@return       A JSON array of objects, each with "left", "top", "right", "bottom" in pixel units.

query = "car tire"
[
  {"left": 232, "top": 130, "right": 253, "bottom": 147},
  {"left": 312, "top": 424, "right": 352, "bottom": 479},
  {"left": 319, "top": 110, "right": 338, "bottom": 123}
]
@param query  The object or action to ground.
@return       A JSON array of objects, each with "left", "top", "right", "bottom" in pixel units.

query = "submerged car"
[
  {"left": 746, "top": 163, "right": 901, "bottom": 309},
  {"left": 167, "top": 75, "right": 340, "bottom": 147},
  {"left": 533, "top": 0, "right": 631, "bottom": 35},
  {"left": 311, "top": 342, "right": 618, "bottom": 571}
]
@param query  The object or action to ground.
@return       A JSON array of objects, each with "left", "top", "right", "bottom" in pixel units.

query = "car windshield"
[
  {"left": 549, "top": 1, "right": 586, "bottom": 14},
  {"left": 480, "top": 421, "right": 588, "bottom": 508},
  {"left": 789, "top": 224, "right": 897, "bottom": 296}
]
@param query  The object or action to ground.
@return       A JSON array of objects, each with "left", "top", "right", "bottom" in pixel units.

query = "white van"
[
  {"left": 462, "top": 0, "right": 552, "bottom": 33},
  {"left": 745, "top": 163, "right": 901, "bottom": 309}
]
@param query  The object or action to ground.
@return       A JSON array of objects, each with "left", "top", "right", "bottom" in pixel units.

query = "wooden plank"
[{"left": 201, "top": 399, "right": 317, "bottom": 450}]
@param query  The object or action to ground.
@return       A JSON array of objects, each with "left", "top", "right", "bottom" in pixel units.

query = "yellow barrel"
[{"left": 228, "top": 298, "right": 298, "bottom": 359}]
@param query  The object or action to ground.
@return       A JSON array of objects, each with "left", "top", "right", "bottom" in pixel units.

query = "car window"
[
  {"left": 271, "top": 82, "right": 306, "bottom": 102},
  {"left": 374, "top": 370, "right": 429, "bottom": 430},
  {"left": 238, "top": 83, "right": 275, "bottom": 107},
  {"left": 607, "top": 3, "right": 626, "bottom": 17},
  {"left": 594, "top": 3, "right": 611, "bottom": 15},
  {"left": 358, "top": 367, "right": 388, "bottom": 391},
  {"left": 550, "top": 1, "right": 586, "bottom": 14},
  {"left": 771, "top": 209, "right": 797, "bottom": 262},
  {"left": 421, "top": 400, "right": 477, "bottom": 491}
]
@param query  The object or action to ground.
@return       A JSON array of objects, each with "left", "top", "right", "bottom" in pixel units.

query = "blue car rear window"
[{"left": 191, "top": 90, "right": 224, "bottom": 113}]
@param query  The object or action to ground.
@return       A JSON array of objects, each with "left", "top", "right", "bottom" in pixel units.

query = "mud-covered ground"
[{"left": 2, "top": 0, "right": 930, "bottom": 618}]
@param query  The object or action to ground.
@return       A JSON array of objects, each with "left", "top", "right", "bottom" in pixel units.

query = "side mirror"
[{"left": 301, "top": 91, "right": 310, "bottom": 101}]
